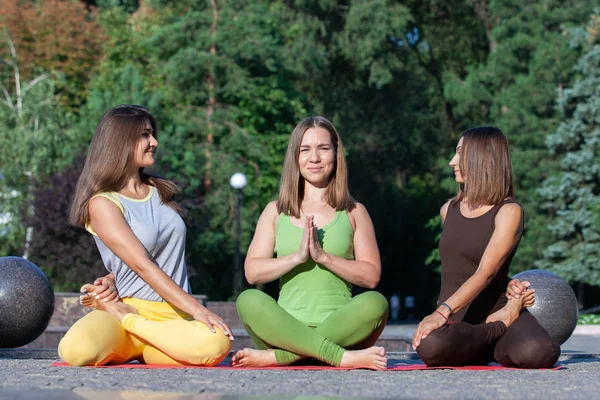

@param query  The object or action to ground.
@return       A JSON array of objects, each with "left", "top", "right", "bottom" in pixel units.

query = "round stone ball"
[
  {"left": 513, "top": 269, "right": 578, "bottom": 345},
  {"left": 0, "top": 256, "right": 55, "bottom": 348}
]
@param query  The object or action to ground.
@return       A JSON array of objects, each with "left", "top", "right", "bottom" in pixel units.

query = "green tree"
[
  {"left": 267, "top": 1, "right": 465, "bottom": 309},
  {"left": 71, "top": 1, "right": 307, "bottom": 298},
  {"left": 443, "top": 0, "right": 596, "bottom": 274},
  {"left": 537, "top": 15, "right": 600, "bottom": 288},
  {"left": 0, "top": 31, "right": 73, "bottom": 257}
]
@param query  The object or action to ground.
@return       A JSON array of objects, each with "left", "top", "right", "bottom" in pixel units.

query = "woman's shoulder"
[
  {"left": 263, "top": 200, "right": 279, "bottom": 215},
  {"left": 440, "top": 199, "right": 452, "bottom": 213},
  {"left": 89, "top": 192, "right": 124, "bottom": 214},
  {"left": 261, "top": 200, "right": 281, "bottom": 230},
  {"left": 346, "top": 202, "right": 372, "bottom": 230},
  {"left": 496, "top": 201, "right": 523, "bottom": 219},
  {"left": 86, "top": 192, "right": 126, "bottom": 236},
  {"left": 493, "top": 200, "right": 523, "bottom": 232},
  {"left": 347, "top": 201, "right": 367, "bottom": 214}
]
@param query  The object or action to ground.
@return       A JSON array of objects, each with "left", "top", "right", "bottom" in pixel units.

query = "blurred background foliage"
[{"left": 2, "top": 0, "right": 600, "bottom": 314}]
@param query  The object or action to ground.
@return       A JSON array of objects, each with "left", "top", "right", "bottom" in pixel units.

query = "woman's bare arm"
[
  {"left": 440, "top": 203, "right": 523, "bottom": 315},
  {"left": 413, "top": 203, "right": 523, "bottom": 348},
  {"left": 244, "top": 201, "right": 309, "bottom": 284},
  {"left": 88, "top": 196, "right": 232, "bottom": 337}
]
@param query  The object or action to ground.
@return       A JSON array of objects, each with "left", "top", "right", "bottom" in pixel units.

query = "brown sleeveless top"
[{"left": 438, "top": 198, "right": 523, "bottom": 324}]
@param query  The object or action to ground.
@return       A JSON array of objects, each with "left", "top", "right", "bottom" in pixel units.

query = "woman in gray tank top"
[
  {"left": 413, "top": 126, "right": 560, "bottom": 368},
  {"left": 58, "top": 105, "right": 233, "bottom": 367}
]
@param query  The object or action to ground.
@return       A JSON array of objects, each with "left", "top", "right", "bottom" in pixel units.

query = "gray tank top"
[{"left": 85, "top": 186, "right": 191, "bottom": 301}]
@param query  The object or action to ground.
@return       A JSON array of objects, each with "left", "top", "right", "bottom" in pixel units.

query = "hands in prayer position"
[{"left": 295, "top": 215, "right": 328, "bottom": 265}]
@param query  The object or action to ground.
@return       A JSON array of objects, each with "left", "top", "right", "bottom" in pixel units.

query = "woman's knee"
[
  {"left": 355, "top": 291, "right": 389, "bottom": 319},
  {"left": 415, "top": 330, "right": 449, "bottom": 366},
  {"left": 185, "top": 328, "right": 232, "bottom": 366},
  {"left": 236, "top": 289, "right": 271, "bottom": 321},
  {"left": 59, "top": 328, "right": 109, "bottom": 366},
  {"left": 58, "top": 311, "right": 127, "bottom": 366},
  {"left": 58, "top": 334, "right": 92, "bottom": 366},
  {"left": 496, "top": 337, "right": 560, "bottom": 368}
]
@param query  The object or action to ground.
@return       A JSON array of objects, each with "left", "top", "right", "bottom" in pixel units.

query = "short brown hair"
[
  {"left": 277, "top": 116, "right": 355, "bottom": 217},
  {"left": 70, "top": 105, "right": 180, "bottom": 227},
  {"left": 457, "top": 126, "right": 514, "bottom": 207}
]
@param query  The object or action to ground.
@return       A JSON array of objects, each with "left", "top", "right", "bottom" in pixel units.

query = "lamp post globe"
[
  {"left": 230, "top": 172, "right": 247, "bottom": 190},
  {"left": 230, "top": 172, "right": 247, "bottom": 298}
]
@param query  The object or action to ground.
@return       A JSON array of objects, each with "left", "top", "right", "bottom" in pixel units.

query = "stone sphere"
[
  {"left": 0, "top": 257, "right": 55, "bottom": 348},
  {"left": 513, "top": 269, "right": 578, "bottom": 345}
]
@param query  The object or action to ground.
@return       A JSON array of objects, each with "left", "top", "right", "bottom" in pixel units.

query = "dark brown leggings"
[{"left": 416, "top": 310, "right": 561, "bottom": 368}]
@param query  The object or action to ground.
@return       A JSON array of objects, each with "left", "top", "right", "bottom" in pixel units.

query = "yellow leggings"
[{"left": 58, "top": 298, "right": 231, "bottom": 366}]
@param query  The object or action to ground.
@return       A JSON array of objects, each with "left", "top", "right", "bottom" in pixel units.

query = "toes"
[
  {"left": 80, "top": 284, "right": 96, "bottom": 294},
  {"left": 79, "top": 293, "right": 95, "bottom": 307}
]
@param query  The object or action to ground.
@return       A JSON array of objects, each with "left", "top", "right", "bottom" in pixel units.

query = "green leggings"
[{"left": 236, "top": 289, "right": 389, "bottom": 366}]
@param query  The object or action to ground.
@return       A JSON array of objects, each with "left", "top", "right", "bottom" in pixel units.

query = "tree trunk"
[
  {"left": 473, "top": 0, "right": 496, "bottom": 53},
  {"left": 22, "top": 172, "right": 34, "bottom": 260},
  {"left": 204, "top": 0, "right": 218, "bottom": 192}
]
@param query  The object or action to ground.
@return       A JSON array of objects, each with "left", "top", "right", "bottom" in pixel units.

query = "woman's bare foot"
[
  {"left": 79, "top": 283, "right": 137, "bottom": 322},
  {"left": 486, "top": 289, "right": 535, "bottom": 327},
  {"left": 231, "top": 348, "right": 278, "bottom": 367},
  {"left": 340, "top": 346, "right": 387, "bottom": 370}
]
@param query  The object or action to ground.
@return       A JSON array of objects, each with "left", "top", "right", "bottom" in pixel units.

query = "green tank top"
[{"left": 275, "top": 211, "right": 354, "bottom": 326}]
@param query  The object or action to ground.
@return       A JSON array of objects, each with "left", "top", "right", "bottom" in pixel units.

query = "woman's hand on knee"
[
  {"left": 193, "top": 307, "right": 235, "bottom": 341},
  {"left": 412, "top": 312, "right": 447, "bottom": 349}
]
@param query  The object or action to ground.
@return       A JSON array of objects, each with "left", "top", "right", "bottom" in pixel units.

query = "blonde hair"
[
  {"left": 277, "top": 116, "right": 355, "bottom": 217},
  {"left": 70, "top": 105, "right": 180, "bottom": 227},
  {"left": 456, "top": 126, "right": 514, "bottom": 207}
]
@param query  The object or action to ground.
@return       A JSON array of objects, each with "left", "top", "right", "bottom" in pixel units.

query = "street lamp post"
[{"left": 230, "top": 172, "right": 247, "bottom": 297}]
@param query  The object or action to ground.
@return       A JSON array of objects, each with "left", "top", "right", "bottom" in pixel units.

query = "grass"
[{"left": 578, "top": 314, "right": 600, "bottom": 325}]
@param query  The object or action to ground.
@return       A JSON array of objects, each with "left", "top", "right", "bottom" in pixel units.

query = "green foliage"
[
  {"left": 424, "top": 214, "right": 442, "bottom": 273},
  {"left": 0, "top": 31, "right": 74, "bottom": 255},
  {"left": 537, "top": 21, "right": 600, "bottom": 285},
  {"left": 443, "top": 0, "right": 597, "bottom": 274},
  {"left": 8, "top": 0, "right": 600, "bottom": 311},
  {"left": 28, "top": 155, "right": 106, "bottom": 291},
  {"left": 578, "top": 313, "right": 600, "bottom": 325},
  {"left": 104, "top": 0, "right": 307, "bottom": 298}
]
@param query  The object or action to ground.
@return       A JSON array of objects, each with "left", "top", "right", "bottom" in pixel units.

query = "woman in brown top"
[{"left": 413, "top": 126, "right": 560, "bottom": 368}]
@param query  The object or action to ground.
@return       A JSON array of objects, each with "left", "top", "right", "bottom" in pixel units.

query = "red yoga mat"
[{"left": 50, "top": 361, "right": 562, "bottom": 371}]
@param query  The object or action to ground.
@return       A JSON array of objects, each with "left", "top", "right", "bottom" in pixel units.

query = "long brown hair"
[
  {"left": 277, "top": 116, "right": 355, "bottom": 217},
  {"left": 70, "top": 105, "right": 180, "bottom": 227},
  {"left": 456, "top": 126, "right": 514, "bottom": 207}
]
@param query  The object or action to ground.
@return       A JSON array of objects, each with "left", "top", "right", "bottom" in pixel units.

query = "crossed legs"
[
  {"left": 417, "top": 296, "right": 560, "bottom": 368},
  {"left": 233, "top": 289, "right": 389, "bottom": 369},
  {"left": 58, "top": 296, "right": 231, "bottom": 366}
]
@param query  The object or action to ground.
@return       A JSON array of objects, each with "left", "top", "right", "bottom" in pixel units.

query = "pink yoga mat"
[{"left": 50, "top": 361, "right": 562, "bottom": 371}]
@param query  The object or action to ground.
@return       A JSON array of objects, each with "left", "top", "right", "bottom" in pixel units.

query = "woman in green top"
[{"left": 233, "top": 116, "right": 389, "bottom": 370}]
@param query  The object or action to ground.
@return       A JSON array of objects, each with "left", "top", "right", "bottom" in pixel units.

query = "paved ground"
[
  {"left": 1, "top": 327, "right": 600, "bottom": 399},
  {"left": 1, "top": 353, "right": 600, "bottom": 399}
]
